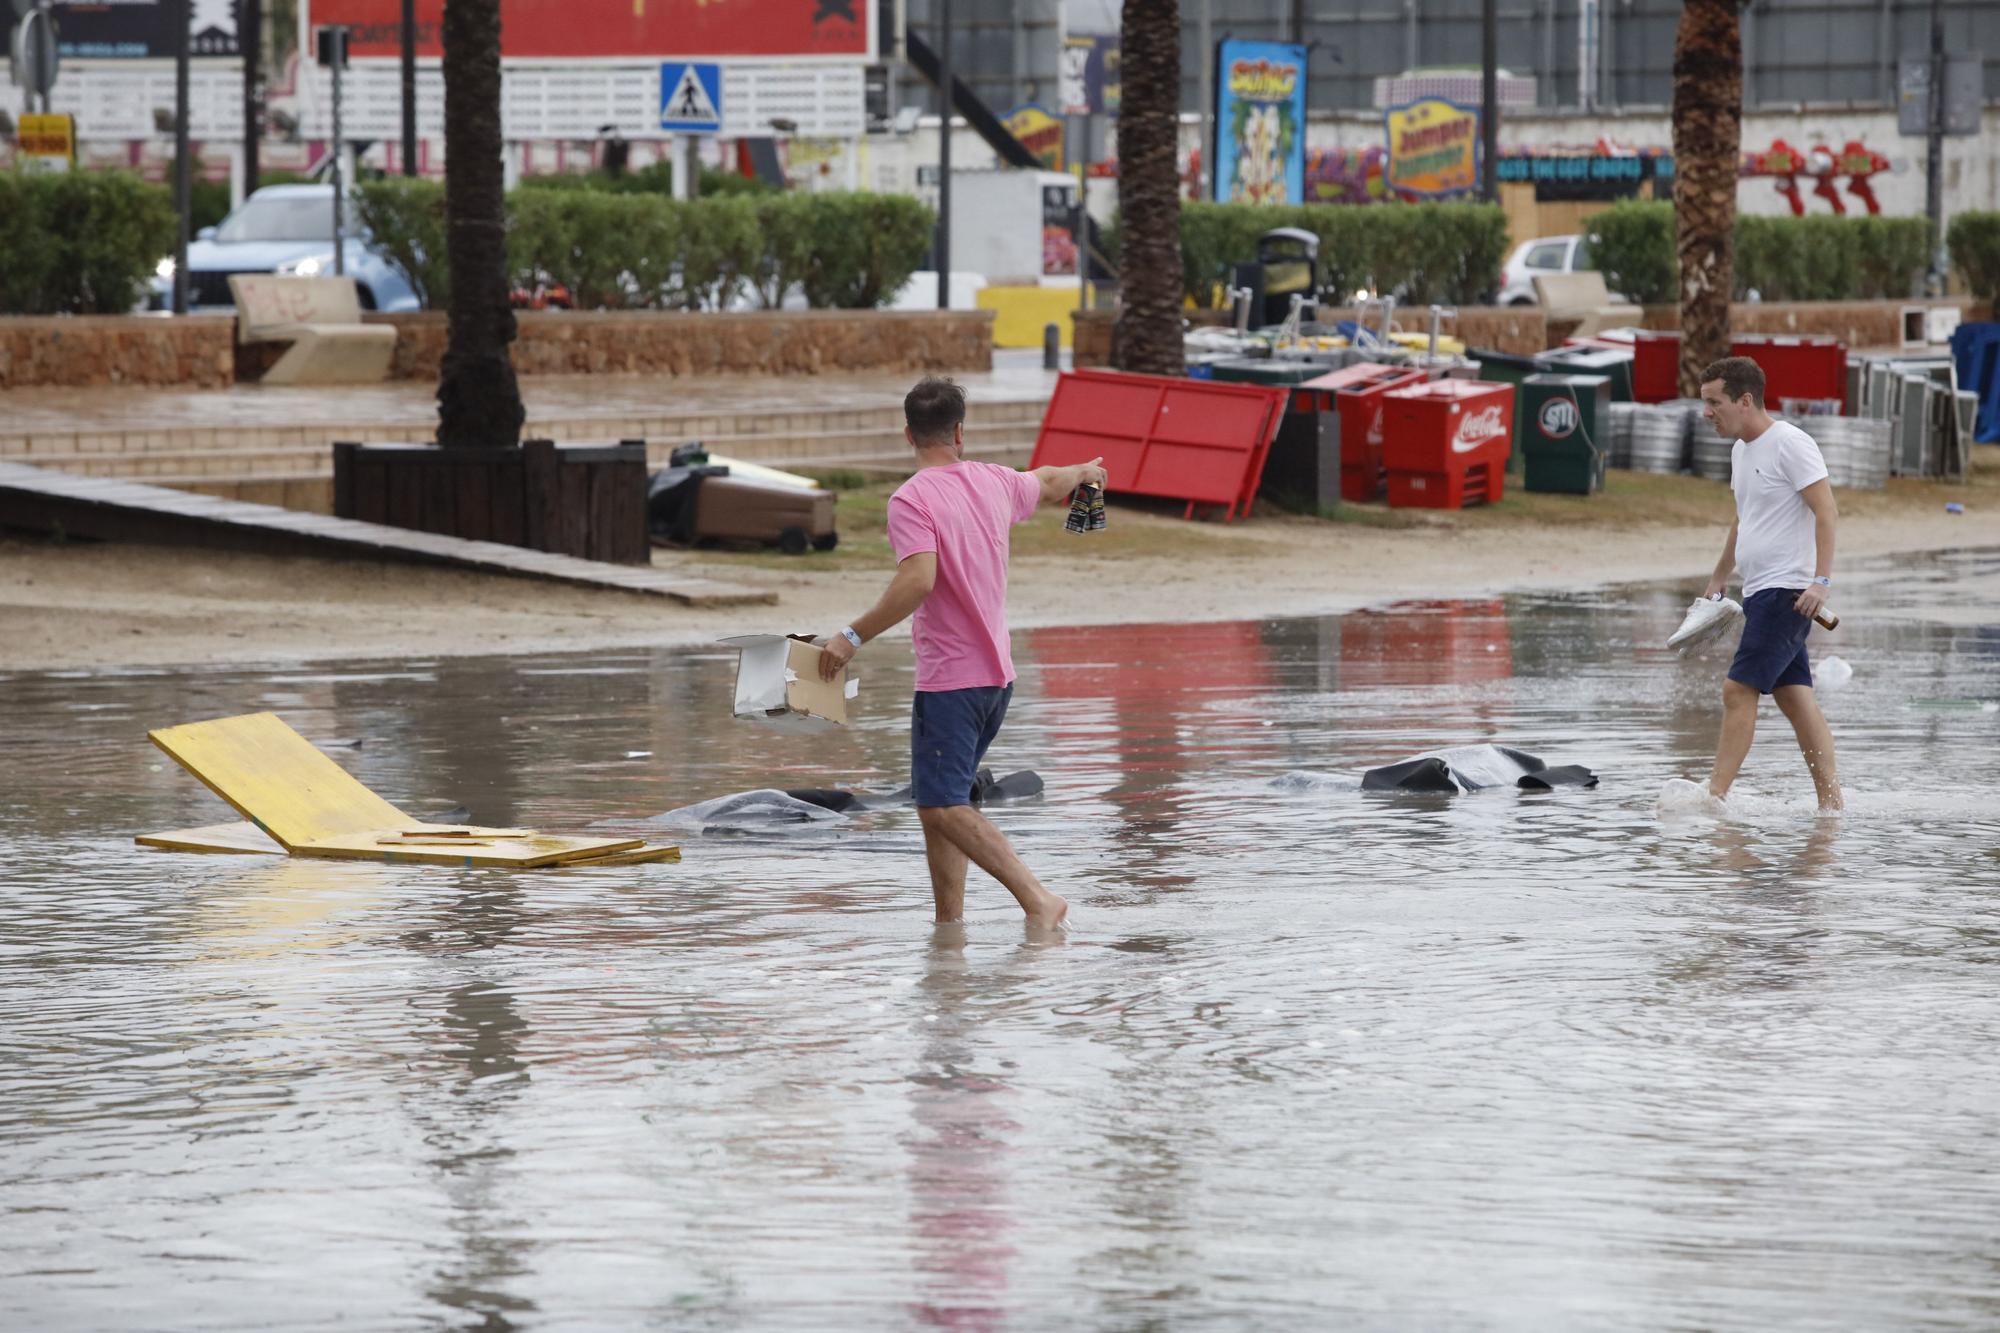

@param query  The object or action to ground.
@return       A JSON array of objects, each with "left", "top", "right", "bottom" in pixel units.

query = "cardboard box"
[{"left": 720, "top": 634, "right": 857, "bottom": 732}]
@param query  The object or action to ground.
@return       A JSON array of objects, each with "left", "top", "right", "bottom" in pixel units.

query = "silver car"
[{"left": 150, "top": 184, "right": 422, "bottom": 312}]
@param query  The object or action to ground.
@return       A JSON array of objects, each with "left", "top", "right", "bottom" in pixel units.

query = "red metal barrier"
[
  {"left": 1028, "top": 369, "right": 1287, "bottom": 521},
  {"left": 1381, "top": 379, "right": 1514, "bottom": 509},
  {"left": 1301, "top": 362, "right": 1427, "bottom": 502}
]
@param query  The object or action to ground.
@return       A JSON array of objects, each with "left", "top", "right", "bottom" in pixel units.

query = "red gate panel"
[{"left": 1028, "top": 369, "right": 1287, "bottom": 521}]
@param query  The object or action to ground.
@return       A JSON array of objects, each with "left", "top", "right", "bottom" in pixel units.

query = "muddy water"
[{"left": 3, "top": 550, "right": 1999, "bottom": 1330}]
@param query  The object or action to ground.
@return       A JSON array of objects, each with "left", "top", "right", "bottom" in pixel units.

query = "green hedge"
[
  {"left": 1584, "top": 201, "right": 1933, "bottom": 303},
  {"left": 1947, "top": 212, "right": 2000, "bottom": 305},
  {"left": 0, "top": 169, "right": 175, "bottom": 314},
  {"left": 360, "top": 182, "right": 931, "bottom": 312},
  {"left": 1178, "top": 201, "right": 1510, "bottom": 307}
]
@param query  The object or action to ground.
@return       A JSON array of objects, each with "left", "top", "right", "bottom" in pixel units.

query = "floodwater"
[{"left": 4, "top": 549, "right": 1999, "bottom": 1330}]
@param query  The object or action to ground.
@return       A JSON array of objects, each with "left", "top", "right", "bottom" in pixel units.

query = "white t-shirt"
[{"left": 1730, "top": 420, "right": 1829, "bottom": 597}]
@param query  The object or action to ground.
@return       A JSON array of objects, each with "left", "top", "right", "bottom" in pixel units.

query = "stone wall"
[
  {"left": 366, "top": 309, "right": 996, "bottom": 381},
  {"left": 0, "top": 315, "right": 235, "bottom": 390},
  {"left": 1637, "top": 298, "right": 1989, "bottom": 350}
]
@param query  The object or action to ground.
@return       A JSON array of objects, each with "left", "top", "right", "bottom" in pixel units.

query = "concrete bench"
[
  {"left": 227, "top": 275, "right": 397, "bottom": 386},
  {"left": 1532, "top": 271, "right": 1642, "bottom": 340}
]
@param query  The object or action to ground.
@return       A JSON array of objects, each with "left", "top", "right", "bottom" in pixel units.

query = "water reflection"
[{"left": 2, "top": 548, "right": 1999, "bottom": 1328}]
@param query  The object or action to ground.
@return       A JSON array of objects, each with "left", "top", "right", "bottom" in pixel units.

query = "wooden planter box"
[{"left": 332, "top": 438, "right": 649, "bottom": 565}]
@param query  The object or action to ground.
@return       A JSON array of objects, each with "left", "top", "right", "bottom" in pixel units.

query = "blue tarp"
[{"left": 1950, "top": 322, "right": 2000, "bottom": 444}]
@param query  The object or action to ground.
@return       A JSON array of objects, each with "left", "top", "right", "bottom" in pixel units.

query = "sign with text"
[
  {"left": 16, "top": 112, "right": 76, "bottom": 168},
  {"left": 1059, "top": 33, "right": 1119, "bottom": 116},
  {"left": 1002, "top": 104, "right": 1064, "bottom": 171},
  {"left": 1384, "top": 97, "right": 1478, "bottom": 198},
  {"left": 52, "top": 0, "right": 238, "bottom": 59},
  {"left": 1495, "top": 153, "right": 1662, "bottom": 201},
  {"left": 299, "top": 0, "right": 874, "bottom": 61},
  {"left": 1213, "top": 39, "right": 1305, "bottom": 205}
]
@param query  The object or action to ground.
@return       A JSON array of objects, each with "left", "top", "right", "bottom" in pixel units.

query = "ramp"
[{"left": 0, "top": 461, "right": 774, "bottom": 607}]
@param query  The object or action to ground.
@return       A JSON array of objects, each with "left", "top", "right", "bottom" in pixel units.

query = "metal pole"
[
  {"left": 1481, "top": 0, "right": 1498, "bottom": 202},
  {"left": 172, "top": 0, "right": 191, "bottom": 315},
  {"left": 936, "top": 0, "right": 952, "bottom": 310},
  {"left": 1291, "top": 0, "right": 1305, "bottom": 43},
  {"left": 400, "top": 0, "right": 418, "bottom": 175},
  {"left": 1198, "top": 0, "right": 1213, "bottom": 199},
  {"left": 242, "top": 0, "right": 262, "bottom": 192},
  {"left": 1924, "top": 0, "right": 1945, "bottom": 294},
  {"left": 331, "top": 32, "right": 346, "bottom": 277}
]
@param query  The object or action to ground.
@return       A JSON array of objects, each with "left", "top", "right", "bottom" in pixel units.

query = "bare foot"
[{"left": 1024, "top": 895, "right": 1068, "bottom": 936}]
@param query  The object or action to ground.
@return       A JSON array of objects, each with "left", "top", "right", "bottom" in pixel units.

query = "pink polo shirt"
[{"left": 886, "top": 461, "right": 1042, "bottom": 693}]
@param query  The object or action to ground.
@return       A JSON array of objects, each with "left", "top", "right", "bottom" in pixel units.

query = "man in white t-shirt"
[{"left": 1696, "top": 356, "right": 1843, "bottom": 811}]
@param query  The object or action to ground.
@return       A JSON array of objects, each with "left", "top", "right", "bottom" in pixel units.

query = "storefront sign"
[
  {"left": 1059, "top": 33, "right": 1119, "bottom": 116},
  {"left": 53, "top": 0, "right": 239, "bottom": 59},
  {"left": 15, "top": 113, "right": 76, "bottom": 170},
  {"left": 1213, "top": 39, "right": 1305, "bottom": 205},
  {"left": 299, "top": 0, "right": 874, "bottom": 61},
  {"left": 1494, "top": 153, "right": 1660, "bottom": 201},
  {"left": 1384, "top": 97, "right": 1478, "bottom": 198}
]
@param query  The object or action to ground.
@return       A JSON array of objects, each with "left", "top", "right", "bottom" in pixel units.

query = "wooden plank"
[
  {"left": 523, "top": 439, "right": 559, "bottom": 553},
  {"left": 136, "top": 821, "right": 284, "bottom": 855},
  {"left": 296, "top": 828, "right": 643, "bottom": 868},
  {"left": 459, "top": 454, "right": 492, "bottom": 543},
  {"left": 148, "top": 711, "right": 413, "bottom": 851}
]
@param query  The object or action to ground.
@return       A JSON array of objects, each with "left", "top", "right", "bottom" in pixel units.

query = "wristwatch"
[
  {"left": 840, "top": 626, "right": 863, "bottom": 648},
  {"left": 1813, "top": 576, "right": 1831, "bottom": 587}
]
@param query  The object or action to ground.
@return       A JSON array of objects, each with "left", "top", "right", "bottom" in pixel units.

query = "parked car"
[
  {"left": 149, "top": 184, "right": 421, "bottom": 313},
  {"left": 1496, "top": 233, "right": 1596, "bottom": 306}
]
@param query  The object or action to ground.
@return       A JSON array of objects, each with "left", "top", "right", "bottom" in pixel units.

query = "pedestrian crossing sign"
[{"left": 660, "top": 62, "right": 724, "bottom": 133}]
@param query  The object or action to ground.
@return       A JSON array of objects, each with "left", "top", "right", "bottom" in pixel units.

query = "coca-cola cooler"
[
  {"left": 1301, "top": 362, "right": 1427, "bottom": 502},
  {"left": 1380, "top": 379, "right": 1514, "bottom": 509}
]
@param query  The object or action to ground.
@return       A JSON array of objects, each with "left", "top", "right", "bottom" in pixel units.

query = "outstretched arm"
[
  {"left": 1030, "top": 456, "right": 1109, "bottom": 506},
  {"left": 1703, "top": 518, "right": 1739, "bottom": 598},
  {"left": 817, "top": 552, "right": 938, "bottom": 680}
]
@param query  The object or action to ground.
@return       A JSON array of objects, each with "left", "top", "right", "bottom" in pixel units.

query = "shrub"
[
  {"left": 1175, "top": 201, "right": 1507, "bottom": 308},
  {"left": 354, "top": 176, "right": 449, "bottom": 306},
  {"left": 801, "top": 193, "right": 935, "bottom": 309},
  {"left": 1587, "top": 200, "right": 1677, "bottom": 305},
  {"left": 0, "top": 169, "right": 174, "bottom": 314},
  {"left": 1947, "top": 212, "right": 2000, "bottom": 305}
]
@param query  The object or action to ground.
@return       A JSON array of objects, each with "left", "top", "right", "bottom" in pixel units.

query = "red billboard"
[{"left": 303, "top": 0, "right": 873, "bottom": 61}]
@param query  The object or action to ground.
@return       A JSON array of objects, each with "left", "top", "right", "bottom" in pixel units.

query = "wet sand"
[{"left": 5, "top": 493, "right": 1990, "bottom": 673}]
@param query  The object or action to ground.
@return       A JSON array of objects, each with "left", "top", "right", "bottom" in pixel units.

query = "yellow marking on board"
[
  {"left": 136, "top": 821, "right": 284, "bottom": 855},
  {"left": 149, "top": 712, "right": 411, "bottom": 851},
  {"left": 300, "top": 828, "right": 645, "bottom": 868}
]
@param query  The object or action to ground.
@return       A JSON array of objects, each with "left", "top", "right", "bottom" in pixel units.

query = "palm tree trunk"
[
  {"left": 1671, "top": 0, "right": 1742, "bottom": 396},
  {"left": 1113, "top": 0, "right": 1183, "bottom": 377},
  {"left": 436, "top": 0, "right": 523, "bottom": 448}
]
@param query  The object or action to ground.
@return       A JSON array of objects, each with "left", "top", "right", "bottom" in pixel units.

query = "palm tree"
[
  {"left": 435, "top": 0, "right": 524, "bottom": 447},
  {"left": 1113, "top": 0, "right": 1183, "bottom": 377},
  {"left": 1670, "top": 0, "right": 1742, "bottom": 396}
]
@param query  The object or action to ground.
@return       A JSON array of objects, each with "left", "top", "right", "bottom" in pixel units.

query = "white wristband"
[{"left": 840, "top": 626, "right": 863, "bottom": 649}]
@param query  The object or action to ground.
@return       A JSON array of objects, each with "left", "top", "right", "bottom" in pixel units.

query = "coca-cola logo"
[
  {"left": 1538, "top": 398, "right": 1578, "bottom": 439},
  {"left": 1453, "top": 405, "right": 1506, "bottom": 451}
]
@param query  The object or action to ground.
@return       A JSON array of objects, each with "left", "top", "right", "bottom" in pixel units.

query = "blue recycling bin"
[{"left": 1950, "top": 322, "right": 2000, "bottom": 443}]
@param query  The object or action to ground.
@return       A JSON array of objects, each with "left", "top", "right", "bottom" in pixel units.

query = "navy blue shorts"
[
  {"left": 1728, "top": 587, "right": 1814, "bottom": 694},
  {"left": 911, "top": 685, "right": 1013, "bottom": 807}
]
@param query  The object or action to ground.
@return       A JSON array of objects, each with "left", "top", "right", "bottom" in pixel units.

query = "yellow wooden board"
[
  {"left": 136, "top": 821, "right": 285, "bottom": 855},
  {"left": 149, "top": 712, "right": 412, "bottom": 851},
  {"left": 144, "top": 712, "right": 682, "bottom": 869}
]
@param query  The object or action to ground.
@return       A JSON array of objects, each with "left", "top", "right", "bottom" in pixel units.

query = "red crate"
[
  {"left": 1380, "top": 379, "right": 1513, "bottom": 509},
  {"left": 1730, "top": 334, "right": 1847, "bottom": 412},
  {"left": 1632, "top": 330, "right": 1680, "bottom": 402},
  {"left": 1302, "top": 362, "right": 1426, "bottom": 501}
]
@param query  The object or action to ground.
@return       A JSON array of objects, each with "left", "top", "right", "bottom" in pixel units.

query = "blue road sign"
[{"left": 659, "top": 61, "right": 724, "bottom": 133}]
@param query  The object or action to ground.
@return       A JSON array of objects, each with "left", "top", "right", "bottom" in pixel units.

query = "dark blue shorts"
[
  {"left": 1728, "top": 587, "right": 1814, "bottom": 694},
  {"left": 911, "top": 685, "right": 1013, "bottom": 808}
]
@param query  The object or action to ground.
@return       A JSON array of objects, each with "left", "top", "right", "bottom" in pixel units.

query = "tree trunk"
[
  {"left": 436, "top": 0, "right": 524, "bottom": 448},
  {"left": 1671, "top": 0, "right": 1742, "bottom": 396},
  {"left": 1113, "top": 0, "right": 1183, "bottom": 378}
]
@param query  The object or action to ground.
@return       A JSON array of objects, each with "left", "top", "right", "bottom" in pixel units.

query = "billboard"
[
  {"left": 1059, "top": 33, "right": 1119, "bottom": 116},
  {"left": 52, "top": 0, "right": 240, "bottom": 59},
  {"left": 299, "top": 0, "right": 874, "bottom": 62},
  {"left": 1384, "top": 97, "right": 1479, "bottom": 198},
  {"left": 1212, "top": 39, "right": 1304, "bottom": 205}
]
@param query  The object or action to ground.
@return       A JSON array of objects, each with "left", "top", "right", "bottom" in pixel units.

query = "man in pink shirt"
[{"left": 818, "top": 377, "right": 1106, "bottom": 931}]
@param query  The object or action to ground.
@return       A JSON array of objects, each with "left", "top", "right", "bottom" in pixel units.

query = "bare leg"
[
  {"left": 1708, "top": 678, "right": 1760, "bottom": 800},
  {"left": 922, "top": 820, "right": 969, "bottom": 923},
  {"left": 1772, "top": 684, "right": 1844, "bottom": 811},
  {"left": 917, "top": 804, "right": 1068, "bottom": 929}
]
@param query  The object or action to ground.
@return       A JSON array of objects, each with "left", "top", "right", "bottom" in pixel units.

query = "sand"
[{"left": 5, "top": 479, "right": 1991, "bottom": 673}]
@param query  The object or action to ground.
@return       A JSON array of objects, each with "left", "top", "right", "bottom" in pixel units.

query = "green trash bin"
[
  {"left": 1520, "top": 373, "right": 1612, "bottom": 495},
  {"left": 1207, "top": 357, "right": 1328, "bottom": 386},
  {"left": 1533, "top": 346, "right": 1634, "bottom": 402}
]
